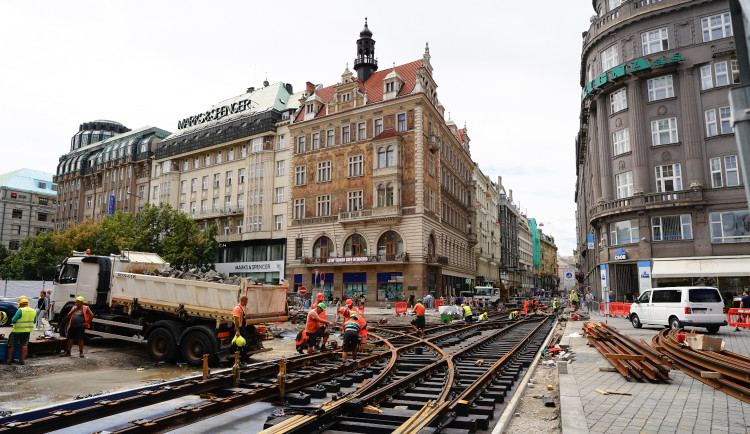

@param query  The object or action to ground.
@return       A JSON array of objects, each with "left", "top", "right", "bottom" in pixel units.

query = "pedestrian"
[
  {"left": 35, "top": 290, "right": 49, "bottom": 330},
  {"left": 46, "top": 289, "right": 54, "bottom": 316},
  {"left": 360, "top": 294, "right": 366, "bottom": 309},
  {"left": 335, "top": 297, "right": 342, "bottom": 321},
  {"left": 586, "top": 291, "right": 594, "bottom": 313},
  {"left": 411, "top": 299, "right": 426, "bottom": 338},
  {"left": 306, "top": 303, "right": 332, "bottom": 354},
  {"left": 61, "top": 296, "right": 93, "bottom": 358},
  {"left": 232, "top": 295, "right": 250, "bottom": 365},
  {"left": 408, "top": 292, "right": 415, "bottom": 309},
  {"left": 609, "top": 291, "right": 616, "bottom": 303},
  {"left": 2, "top": 296, "right": 35, "bottom": 365},
  {"left": 341, "top": 312, "right": 362, "bottom": 363}
]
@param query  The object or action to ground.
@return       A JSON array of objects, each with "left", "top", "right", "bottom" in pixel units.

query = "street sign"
[
  {"left": 299, "top": 286, "right": 307, "bottom": 295},
  {"left": 320, "top": 272, "right": 326, "bottom": 283},
  {"left": 465, "top": 278, "right": 471, "bottom": 284}
]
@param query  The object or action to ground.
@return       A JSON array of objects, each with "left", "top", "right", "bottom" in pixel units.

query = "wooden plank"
[
  {"left": 594, "top": 389, "right": 609, "bottom": 395},
  {"left": 598, "top": 366, "right": 618, "bottom": 372},
  {"left": 603, "top": 353, "right": 646, "bottom": 361},
  {"left": 700, "top": 371, "right": 723, "bottom": 379},
  {"left": 605, "top": 390, "right": 632, "bottom": 396}
]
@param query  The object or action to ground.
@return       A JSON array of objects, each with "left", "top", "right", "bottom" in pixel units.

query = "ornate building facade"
[
  {"left": 497, "top": 176, "right": 521, "bottom": 293},
  {"left": 473, "top": 165, "right": 500, "bottom": 286},
  {"left": 285, "top": 23, "right": 476, "bottom": 302}
]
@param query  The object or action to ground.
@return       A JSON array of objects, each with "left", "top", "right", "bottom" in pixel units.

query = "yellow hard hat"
[
  {"left": 18, "top": 296, "right": 28, "bottom": 304},
  {"left": 232, "top": 335, "right": 247, "bottom": 347},
  {"left": 76, "top": 296, "right": 85, "bottom": 302}
]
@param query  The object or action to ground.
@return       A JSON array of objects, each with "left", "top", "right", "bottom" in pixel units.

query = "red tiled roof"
[
  {"left": 373, "top": 129, "right": 400, "bottom": 140},
  {"left": 457, "top": 128, "right": 464, "bottom": 144}
]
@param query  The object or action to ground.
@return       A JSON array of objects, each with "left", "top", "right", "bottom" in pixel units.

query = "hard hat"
[
  {"left": 316, "top": 293, "right": 324, "bottom": 301},
  {"left": 349, "top": 313, "right": 359, "bottom": 319},
  {"left": 345, "top": 299, "right": 353, "bottom": 306},
  {"left": 76, "top": 296, "right": 85, "bottom": 302},
  {"left": 232, "top": 335, "right": 247, "bottom": 347},
  {"left": 18, "top": 296, "right": 29, "bottom": 304},
  {"left": 416, "top": 299, "right": 422, "bottom": 303},
  {"left": 317, "top": 302, "right": 326, "bottom": 310}
]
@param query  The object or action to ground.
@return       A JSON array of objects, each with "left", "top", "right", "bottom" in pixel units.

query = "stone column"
[
  {"left": 597, "top": 95, "right": 613, "bottom": 200},
  {"left": 679, "top": 68, "right": 706, "bottom": 188},
  {"left": 628, "top": 80, "right": 650, "bottom": 194}
]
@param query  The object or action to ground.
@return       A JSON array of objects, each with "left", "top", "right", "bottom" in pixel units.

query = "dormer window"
[
  {"left": 386, "top": 82, "right": 395, "bottom": 92},
  {"left": 342, "top": 93, "right": 351, "bottom": 102},
  {"left": 306, "top": 104, "right": 315, "bottom": 114}
]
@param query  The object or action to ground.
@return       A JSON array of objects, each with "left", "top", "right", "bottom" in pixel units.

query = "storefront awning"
[{"left": 651, "top": 256, "right": 750, "bottom": 278}]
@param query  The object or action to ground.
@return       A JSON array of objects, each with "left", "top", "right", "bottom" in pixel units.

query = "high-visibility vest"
[
  {"left": 553, "top": 299, "right": 558, "bottom": 309},
  {"left": 68, "top": 305, "right": 93, "bottom": 329},
  {"left": 463, "top": 305, "right": 473, "bottom": 317},
  {"left": 509, "top": 311, "right": 519, "bottom": 320},
  {"left": 12, "top": 307, "right": 36, "bottom": 333},
  {"left": 355, "top": 317, "right": 367, "bottom": 343},
  {"left": 295, "top": 330, "right": 308, "bottom": 346}
]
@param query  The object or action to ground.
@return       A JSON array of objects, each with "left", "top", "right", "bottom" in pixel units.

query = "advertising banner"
[{"left": 638, "top": 261, "right": 652, "bottom": 293}]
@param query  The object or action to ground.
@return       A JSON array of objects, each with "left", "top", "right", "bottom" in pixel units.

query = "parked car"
[
  {"left": 629, "top": 286, "right": 727, "bottom": 334},
  {"left": 0, "top": 299, "right": 18, "bottom": 327}
]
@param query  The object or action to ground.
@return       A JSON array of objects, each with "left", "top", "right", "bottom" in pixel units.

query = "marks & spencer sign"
[
  {"left": 177, "top": 98, "right": 254, "bottom": 130},
  {"left": 581, "top": 53, "right": 685, "bottom": 100}
]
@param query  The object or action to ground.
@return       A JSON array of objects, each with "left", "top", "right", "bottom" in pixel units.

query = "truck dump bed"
[{"left": 110, "top": 272, "right": 288, "bottom": 323}]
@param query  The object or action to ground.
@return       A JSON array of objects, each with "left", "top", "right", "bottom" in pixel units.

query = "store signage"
[
  {"left": 581, "top": 53, "right": 685, "bottom": 100},
  {"left": 177, "top": 98, "right": 254, "bottom": 130},
  {"left": 614, "top": 248, "right": 627, "bottom": 260},
  {"left": 638, "top": 261, "right": 652, "bottom": 292},
  {"left": 326, "top": 256, "right": 369, "bottom": 264},
  {"left": 215, "top": 260, "right": 283, "bottom": 275},
  {"left": 587, "top": 234, "right": 595, "bottom": 250}
]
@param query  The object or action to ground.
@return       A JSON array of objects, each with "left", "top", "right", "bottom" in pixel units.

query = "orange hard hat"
[
  {"left": 316, "top": 293, "right": 325, "bottom": 301},
  {"left": 345, "top": 299, "right": 353, "bottom": 306}
]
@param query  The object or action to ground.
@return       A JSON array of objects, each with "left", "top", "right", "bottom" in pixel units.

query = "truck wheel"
[
  {"left": 181, "top": 330, "right": 212, "bottom": 366},
  {"left": 148, "top": 328, "right": 178, "bottom": 362}
]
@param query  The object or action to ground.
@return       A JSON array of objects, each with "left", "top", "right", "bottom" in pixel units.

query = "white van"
[{"left": 629, "top": 286, "right": 727, "bottom": 334}]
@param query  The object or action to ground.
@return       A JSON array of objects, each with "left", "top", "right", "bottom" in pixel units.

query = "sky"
[{"left": 0, "top": 1, "right": 594, "bottom": 257}]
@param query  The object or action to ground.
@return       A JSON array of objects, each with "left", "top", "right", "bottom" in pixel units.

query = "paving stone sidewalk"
[{"left": 559, "top": 313, "right": 750, "bottom": 433}]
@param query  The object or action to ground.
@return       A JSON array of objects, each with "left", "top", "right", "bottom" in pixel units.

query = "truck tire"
[
  {"left": 147, "top": 328, "right": 178, "bottom": 362},
  {"left": 181, "top": 326, "right": 217, "bottom": 367}
]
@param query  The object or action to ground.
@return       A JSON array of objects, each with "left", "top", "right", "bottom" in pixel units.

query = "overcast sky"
[{"left": 0, "top": 1, "right": 594, "bottom": 257}]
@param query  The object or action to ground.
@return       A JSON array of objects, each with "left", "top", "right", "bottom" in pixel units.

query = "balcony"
[
  {"left": 372, "top": 165, "right": 402, "bottom": 179},
  {"left": 189, "top": 207, "right": 244, "bottom": 220},
  {"left": 589, "top": 189, "right": 705, "bottom": 224},
  {"left": 299, "top": 252, "right": 409, "bottom": 266},
  {"left": 338, "top": 205, "right": 401, "bottom": 225},
  {"left": 426, "top": 254, "right": 449, "bottom": 265}
]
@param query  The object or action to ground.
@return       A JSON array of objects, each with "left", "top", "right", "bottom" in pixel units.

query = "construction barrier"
[
  {"left": 728, "top": 308, "right": 750, "bottom": 328},
  {"left": 599, "top": 302, "right": 632, "bottom": 317},
  {"left": 435, "top": 300, "right": 443, "bottom": 310},
  {"left": 394, "top": 302, "right": 407, "bottom": 315}
]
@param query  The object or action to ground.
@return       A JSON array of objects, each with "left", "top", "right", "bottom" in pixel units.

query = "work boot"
[
  {"left": 0, "top": 359, "right": 7, "bottom": 364},
  {"left": 60, "top": 351, "right": 71, "bottom": 357},
  {"left": 79, "top": 352, "right": 84, "bottom": 358},
  {"left": 17, "top": 360, "right": 24, "bottom": 365}
]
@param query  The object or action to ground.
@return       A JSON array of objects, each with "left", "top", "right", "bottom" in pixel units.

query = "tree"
[{"left": 1, "top": 232, "right": 61, "bottom": 280}]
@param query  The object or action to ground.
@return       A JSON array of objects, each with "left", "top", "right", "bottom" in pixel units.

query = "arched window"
[
  {"left": 313, "top": 236, "right": 334, "bottom": 259},
  {"left": 428, "top": 234, "right": 435, "bottom": 257},
  {"left": 344, "top": 233, "right": 367, "bottom": 256},
  {"left": 386, "top": 183, "right": 394, "bottom": 206},
  {"left": 377, "top": 184, "right": 386, "bottom": 207},
  {"left": 378, "top": 231, "right": 404, "bottom": 260},
  {"left": 378, "top": 147, "right": 386, "bottom": 168},
  {"left": 386, "top": 146, "right": 395, "bottom": 167}
]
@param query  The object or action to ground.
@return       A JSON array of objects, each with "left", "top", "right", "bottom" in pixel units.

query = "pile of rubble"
[{"left": 141, "top": 266, "right": 259, "bottom": 286}]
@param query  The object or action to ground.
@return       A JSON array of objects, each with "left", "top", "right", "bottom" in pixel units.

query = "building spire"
[{"left": 354, "top": 19, "right": 378, "bottom": 83}]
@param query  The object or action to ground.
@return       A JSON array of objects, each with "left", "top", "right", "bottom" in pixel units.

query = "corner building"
[
  {"left": 0, "top": 169, "right": 57, "bottom": 250},
  {"left": 286, "top": 23, "right": 476, "bottom": 302},
  {"left": 576, "top": 0, "right": 750, "bottom": 301}
]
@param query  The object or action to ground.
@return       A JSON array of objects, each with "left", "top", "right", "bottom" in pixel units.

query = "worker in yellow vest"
[
  {"left": 2, "top": 296, "right": 36, "bottom": 365},
  {"left": 461, "top": 303, "right": 473, "bottom": 323},
  {"left": 509, "top": 311, "right": 520, "bottom": 320}
]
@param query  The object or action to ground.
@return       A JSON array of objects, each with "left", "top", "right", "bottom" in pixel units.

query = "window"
[
  {"left": 276, "top": 161, "right": 284, "bottom": 177},
  {"left": 348, "top": 155, "right": 363, "bottom": 177},
  {"left": 224, "top": 195, "right": 231, "bottom": 209},
  {"left": 251, "top": 138, "right": 262, "bottom": 153},
  {"left": 615, "top": 171, "right": 633, "bottom": 199},
  {"left": 225, "top": 171, "right": 233, "bottom": 186},
  {"left": 342, "top": 93, "right": 350, "bottom": 102},
  {"left": 180, "top": 180, "right": 187, "bottom": 194},
  {"left": 139, "top": 185, "right": 145, "bottom": 199},
  {"left": 642, "top": 27, "right": 668, "bottom": 55},
  {"left": 216, "top": 151, "right": 222, "bottom": 164},
  {"left": 180, "top": 203, "right": 185, "bottom": 213},
  {"left": 358, "top": 122, "right": 366, "bottom": 140},
  {"left": 386, "top": 146, "right": 395, "bottom": 166},
  {"left": 10, "top": 225, "right": 20, "bottom": 235},
  {"left": 651, "top": 117, "right": 678, "bottom": 146},
  {"left": 602, "top": 44, "right": 619, "bottom": 71},
  {"left": 655, "top": 164, "right": 682, "bottom": 192},
  {"left": 202, "top": 176, "right": 208, "bottom": 190},
  {"left": 228, "top": 148, "right": 234, "bottom": 161},
  {"left": 237, "top": 193, "right": 244, "bottom": 208},
  {"left": 397, "top": 113, "right": 406, "bottom": 132},
  {"left": 711, "top": 156, "right": 741, "bottom": 187},
  {"left": 378, "top": 147, "right": 386, "bottom": 168},
  {"left": 317, "top": 161, "right": 331, "bottom": 182},
  {"left": 608, "top": 0, "right": 622, "bottom": 10},
  {"left": 312, "top": 133, "right": 320, "bottom": 150},
  {"left": 39, "top": 197, "right": 48, "bottom": 205},
  {"left": 428, "top": 188, "right": 436, "bottom": 211},
  {"left": 190, "top": 201, "right": 196, "bottom": 214},
  {"left": 212, "top": 198, "right": 219, "bottom": 211},
  {"left": 152, "top": 186, "right": 159, "bottom": 199},
  {"left": 296, "top": 136, "right": 306, "bottom": 153},
  {"left": 732, "top": 60, "right": 741, "bottom": 84},
  {"left": 194, "top": 157, "right": 200, "bottom": 169},
  {"left": 37, "top": 212, "right": 47, "bottom": 222},
  {"left": 86, "top": 197, "right": 92, "bottom": 209},
  {"left": 294, "top": 198, "right": 305, "bottom": 219},
  {"left": 705, "top": 109, "right": 718, "bottom": 137},
  {"left": 200, "top": 199, "right": 207, "bottom": 213},
  {"left": 610, "top": 88, "right": 627, "bottom": 114},
  {"left": 374, "top": 119, "right": 383, "bottom": 136},
  {"left": 647, "top": 75, "right": 674, "bottom": 101},
  {"left": 223, "top": 221, "right": 230, "bottom": 235},
  {"left": 344, "top": 234, "right": 367, "bottom": 256},
  {"left": 278, "top": 135, "right": 285, "bottom": 150},
  {"left": 710, "top": 210, "right": 750, "bottom": 243},
  {"left": 377, "top": 231, "right": 404, "bottom": 258},
  {"left": 428, "top": 152, "right": 435, "bottom": 176},
  {"left": 715, "top": 61, "right": 729, "bottom": 87},
  {"left": 385, "top": 81, "right": 395, "bottom": 92},
  {"left": 213, "top": 173, "right": 220, "bottom": 188},
  {"left": 720, "top": 107, "right": 733, "bottom": 134},
  {"left": 12, "top": 209, "right": 22, "bottom": 219},
  {"left": 342, "top": 126, "right": 350, "bottom": 144},
  {"left": 276, "top": 187, "right": 284, "bottom": 203},
  {"left": 240, "top": 145, "right": 247, "bottom": 158},
  {"left": 313, "top": 236, "right": 334, "bottom": 258},
  {"left": 348, "top": 190, "right": 363, "bottom": 211},
  {"left": 236, "top": 219, "right": 243, "bottom": 234},
  {"left": 8, "top": 240, "right": 19, "bottom": 251},
  {"left": 317, "top": 195, "right": 331, "bottom": 216},
  {"left": 275, "top": 215, "right": 283, "bottom": 231},
  {"left": 610, "top": 219, "right": 639, "bottom": 245},
  {"left": 710, "top": 157, "right": 724, "bottom": 188},
  {"left": 205, "top": 154, "right": 211, "bottom": 166},
  {"left": 652, "top": 215, "right": 692, "bottom": 241},
  {"left": 295, "top": 238, "right": 303, "bottom": 259},
  {"left": 702, "top": 13, "right": 732, "bottom": 42},
  {"left": 295, "top": 165, "right": 306, "bottom": 185},
  {"left": 613, "top": 128, "right": 630, "bottom": 155},
  {"left": 239, "top": 168, "right": 245, "bottom": 184}
]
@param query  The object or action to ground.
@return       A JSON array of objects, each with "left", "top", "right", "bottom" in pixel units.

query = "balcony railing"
[
  {"left": 189, "top": 207, "right": 244, "bottom": 220},
  {"left": 339, "top": 205, "right": 402, "bottom": 224},
  {"left": 426, "top": 254, "right": 449, "bottom": 265},
  {"left": 299, "top": 252, "right": 409, "bottom": 265},
  {"left": 589, "top": 189, "right": 704, "bottom": 223}
]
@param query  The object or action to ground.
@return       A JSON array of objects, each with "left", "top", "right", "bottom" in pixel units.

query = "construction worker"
[
  {"left": 341, "top": 313, "right": 361, "bottom": 362},
  {"left": 477, "top": 312, "right": 488, "bottom": 322},
  {"left": 553, "top": 298, "right": 558, "bottom": 316},
  {"left": 3, "top": 296, "right": 35, "bottom": 365},
  {"left": 532, "top": 297, "right": 539, "bottom": 310},
  {"left": 411, "top": 299, "right": 426, "bottom": 338},
  {"left": 461, "top": 303, "right": 473, "bottom": 323},
  {"left": 339, "top": 298, "right": 353, "bottom": 321},
  {"left": 306, "top": 303, "right": 333, "bottom": 354},
  {"left": 523, "top": 299, "right": 529, "bottom": 315},
  {"left": 509, "top": 310, "right": 520, "bottom": 320},
  {"left": 295, "top": 329, "right": 309, "bottom": 354},
  {"left": 62, "top": 296, "right": 94, "bottom": 358},
  {"left": 232, "top": 295, "right": 250, "bottom": 364},
  {"left": 571, "top": 290, "right": 580, "bottom": 310},
  {"left": 355, "top": 311, "right": 367, "bottom": 347}
]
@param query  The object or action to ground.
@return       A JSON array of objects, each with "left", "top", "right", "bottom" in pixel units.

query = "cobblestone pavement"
[{"left": 561, "top": 312, "right": 750, "bottom": 433}]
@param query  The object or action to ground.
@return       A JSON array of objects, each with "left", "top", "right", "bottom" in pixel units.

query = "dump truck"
[{"left": 50, "top": 251, "right": 288, "bottom": 366}]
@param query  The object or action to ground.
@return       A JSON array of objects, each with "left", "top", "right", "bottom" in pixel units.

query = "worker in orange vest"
[
  {"left": 523, "top": 299, "right": 529, "bottom": 315},
  {"left": 532, "top": 297, "right": 538, "bottom": 310}
]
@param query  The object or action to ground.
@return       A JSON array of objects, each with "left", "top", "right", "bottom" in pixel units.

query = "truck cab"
[{"left": 52, "top": 254, "right": 112, "bottom": 322}]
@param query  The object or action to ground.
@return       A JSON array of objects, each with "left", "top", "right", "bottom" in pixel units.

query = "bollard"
[
  {"left": 202, "top": 354, "right": 210, "bottom": 380},
  {"left": 277, "top": 358, "right": 287, "bottom": 404},
  {"left": 233, "top": 352, "right": 240, "bottom": 386}
]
